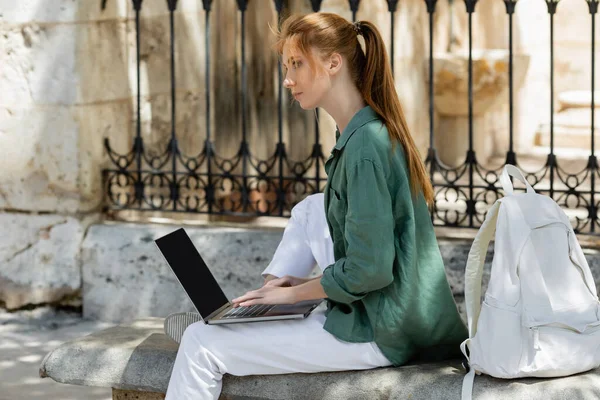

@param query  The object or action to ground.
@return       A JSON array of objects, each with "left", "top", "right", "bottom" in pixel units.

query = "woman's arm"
[
  {"left": 320, "top": 159, "right": 396, "bottom": 304},
  {"left": 293, "top": 277, "right": 328, "bottom": 301}
]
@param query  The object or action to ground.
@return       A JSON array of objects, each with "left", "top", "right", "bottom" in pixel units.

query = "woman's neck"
[{"left": 320, "top": 84, "right": 366, "bottom": 135}]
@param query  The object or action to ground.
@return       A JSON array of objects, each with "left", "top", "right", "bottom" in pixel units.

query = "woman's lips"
[{"left": 294, "top": 92, "right": 302, "bottom": 99}]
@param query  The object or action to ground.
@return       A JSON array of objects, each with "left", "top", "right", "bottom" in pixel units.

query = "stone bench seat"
[{"left": 39, "top": 318, "right": 600, "bottom": 400}]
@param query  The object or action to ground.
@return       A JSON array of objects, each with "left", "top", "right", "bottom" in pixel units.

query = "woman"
[{"left": 164, "top": 13, "right": 467, "bottom": 399}]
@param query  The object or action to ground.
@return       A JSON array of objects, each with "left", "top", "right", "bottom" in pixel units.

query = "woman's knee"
[
  {"left": 179, "top": 323, "right": 235, "bottom": 366},
  {"left": 180, "top": 321, "right": 210, "bottom": 347},
  {"left": 180, "top": 322, "right": 230, "bottom": 352}
]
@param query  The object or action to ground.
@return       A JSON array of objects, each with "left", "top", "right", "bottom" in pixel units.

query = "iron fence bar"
[
  {"left": 203, "top": 0, "right": 213, "bottom": 214},
  {"left": 314, "top": 110, "right": 321, "bottom": 191},
  {"left": 504, "top": 0, "right": 517, "bottom": 166},
  {"left": 167, "top": 0, "right": 179, "bottom": 211},
  {"left": 425, "top": 0, "right": 437, "bottom": 222},
  {"left": 589, "top": 0, "right": 598, "bottom": 232},
  {"left": 310, "top": 0, "right": 323, "bottom": 14},
  {"left": 546, "top": 1, "right": 558, "bottom": 199},
  {"left": 426, "top": 0, "right": 436, "bottom": 156},
  {"left": 592, "top": 4, "right": 597, "bottom": 157},
  {"left": 133, "top": 0, "right": 144, "bottom": 206},
  {"left": 388, "top": 0, "right": 399, "bottom": 76},
  {"left": 349, "top": 0, "right": 359, "bottom": 22},
  {"left": 275, "top": 0, "right": 285, "bottom": 216},
  {"left": 448, "top": 0, "right": 454, "bottom": 52},
  {"left": 465, "top": 0, "right": 477, "bottom": 227},
  {"left": 237, "top": 0, "right": 249, "bottom": 212},
  {"left": 312, "top": 0, "right": 323, "bottom": 194}
]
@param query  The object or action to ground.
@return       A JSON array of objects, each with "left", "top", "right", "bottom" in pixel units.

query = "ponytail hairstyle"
[{"left": 273, "top": 13, "right": 434, "bottom": 206}]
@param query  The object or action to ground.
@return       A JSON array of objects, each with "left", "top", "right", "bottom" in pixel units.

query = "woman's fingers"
[
  {"left": 239, "top": 299, "right": 259, "bottom": 307},
  {"left": 232, "top": 289, "right": 262, "bottom": 306},
  {"left": 233, "top": 286, "right": 296, "bottom": 307}
]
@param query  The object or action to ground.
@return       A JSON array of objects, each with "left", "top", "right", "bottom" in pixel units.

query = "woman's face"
[{"left": 281, "top": 42, "right": 330, "bottom": 110}]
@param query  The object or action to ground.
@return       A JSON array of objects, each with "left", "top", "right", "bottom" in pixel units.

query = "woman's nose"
[{"left": 283, "top": 77, "right": 294, "bottom": 89}]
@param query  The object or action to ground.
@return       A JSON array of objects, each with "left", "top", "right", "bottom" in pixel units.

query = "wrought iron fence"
[{"left": 103, "top": 0, "right": 600, "bottom": 235}]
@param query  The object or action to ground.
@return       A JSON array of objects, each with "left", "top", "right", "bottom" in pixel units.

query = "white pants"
[{"left": 165, "top": 194, "right": 392, "bottom": 400}]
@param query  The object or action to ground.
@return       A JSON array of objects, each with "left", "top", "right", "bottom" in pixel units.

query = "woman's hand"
[
  {"left": 264, "top": 275, "right": 312, "bottom": 288},
  {"left": 262, "top": 274, "right": 279, "bottom": 286},
  {"left": 232, "top": 286, "right": 298, "bottom": 308}
]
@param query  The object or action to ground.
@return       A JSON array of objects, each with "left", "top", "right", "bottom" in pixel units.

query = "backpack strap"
[
  {"left": 464, "top": 200, "right": 502, "bottom": 338},
  {"left": 500, "top": 165, "right": 535, "bottom": 195},
  {"left": 460, "top": 200, "right": 502, "bottom": 400}
]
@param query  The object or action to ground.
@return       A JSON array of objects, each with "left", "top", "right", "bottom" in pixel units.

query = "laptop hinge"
[{"left": 205, "top": 302, "right": 231, "bottom": 321}]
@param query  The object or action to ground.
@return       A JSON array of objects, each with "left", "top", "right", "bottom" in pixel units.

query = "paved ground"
[{"left": 0, "top": 307, "right": 115, "bottom": 400}]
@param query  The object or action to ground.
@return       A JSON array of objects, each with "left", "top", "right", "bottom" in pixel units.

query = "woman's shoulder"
[{"left": 344, "top": 119, "right": 399, "bottom": 163}]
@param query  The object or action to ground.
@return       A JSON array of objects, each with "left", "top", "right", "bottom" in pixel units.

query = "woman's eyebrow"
[{"left": 284, "top": 56, "right": 298, "bottom": 65}]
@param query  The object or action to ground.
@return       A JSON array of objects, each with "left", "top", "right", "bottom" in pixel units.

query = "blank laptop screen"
[{"left": 155, "top": 228, "right": 229, "bottom": 319}]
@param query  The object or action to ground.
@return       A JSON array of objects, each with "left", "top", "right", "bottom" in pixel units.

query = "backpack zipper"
[
  {"left": 566, "top": 230, "right": 597, "bottom": 298},
  {"left": 529, "top": 321, "right": 600, "bottom": 338},
  {"left": 529, "top": 322, "right": 600, "bottom": 353}
]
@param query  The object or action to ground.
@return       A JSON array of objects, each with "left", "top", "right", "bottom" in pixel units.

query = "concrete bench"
[{"left": 39, "top": 318, "right": 600, "bottom": 400}]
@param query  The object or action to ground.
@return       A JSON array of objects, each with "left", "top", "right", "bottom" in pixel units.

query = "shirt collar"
[{"left": 334, "top": 105, "right": 380, "bottom": 151}]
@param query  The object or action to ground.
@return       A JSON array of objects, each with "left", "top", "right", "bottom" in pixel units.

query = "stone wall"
[{"left": 78, "top": 222, "right": 600, "bottom": 323}]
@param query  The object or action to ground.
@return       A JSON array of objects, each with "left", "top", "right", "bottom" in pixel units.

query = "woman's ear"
[{"left": 328, "top": 53, "right": 343, "bottom": 76}]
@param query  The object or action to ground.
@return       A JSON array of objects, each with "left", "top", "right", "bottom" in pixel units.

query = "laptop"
[{"left": 154, "top": 228, "right": 323, "bottom": 325}]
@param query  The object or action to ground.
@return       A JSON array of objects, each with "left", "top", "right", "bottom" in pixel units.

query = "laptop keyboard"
[{"left": 221, "top": 304, "right": 277, "bottom": 319}]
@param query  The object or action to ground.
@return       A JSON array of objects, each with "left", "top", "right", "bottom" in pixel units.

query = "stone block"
[
  {"left": 0, "top": 23, "right": 77, "bottom": 106},
  {"left": 0, "top": 19, "right": 138, "bottom": 107},
  {"left": 0, "top": 20, "right": 133, "bottom": 107},
  {"left": 0, "top": 99, "right": 137, "bottom": 213},
  {"left": 0, "top": 106, "right": 81, "bottom": 212},
  {"left": 81, "top": 223, "right": 282, "bottom": 323},
  {"left": 75, "top": 19, "right": 130, "bottom": 105},
  {"left": 0, "top": 0, "right": 127, "bottom": 25},
  {"left": 0, "top": 213, "right": 84, "bottom": 309},
  {"left": 79, "top": 221, "right": 600, "bottom": 324}
]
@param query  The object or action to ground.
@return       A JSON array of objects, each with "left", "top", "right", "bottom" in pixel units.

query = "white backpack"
[{"left": 461, "top": 165, "right": 600, "bottom": 400}]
